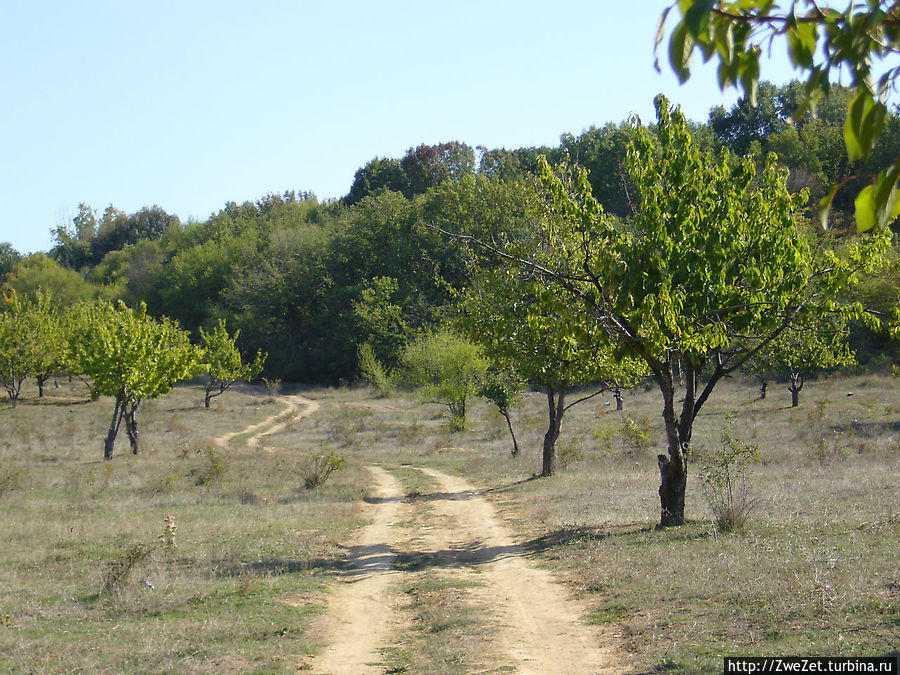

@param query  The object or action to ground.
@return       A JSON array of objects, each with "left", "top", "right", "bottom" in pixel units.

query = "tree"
[
  {"left": 0, "top": 243, "right": 21, "bottom": 281},
  {"left": 69, "top": 301, "right": 199, "bottom": 459},
  {"left": 659, "top": 1, "right": 900, "bottom": 232},
  {"left": 459, "top": 266, "right": 646, "bottom": 476},
  {"left": 346, "top": 157, "right": 408, "bottom": 205},
  {"left": 444, "top": 96, "right": 888, "bottom": 525},
  {"left": 198, "top": 319, "right": 266, "bottom": 408},
  {"left": 476, "top": 364, "right": 524, "bottom": 457},
  {"left": 0, "top": 289, "right": 68, "bottom": 402},
  {"left": 401, "top": 142, "right": 475, "bottom": 196},
  {"left": 752, "top": 316, "right": 855, "bottom": 407},
  {"left": 401, "top": 329, "right": 488, "bottom": 429}
]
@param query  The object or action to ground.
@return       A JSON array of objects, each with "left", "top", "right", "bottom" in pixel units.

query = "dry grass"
[
  {"left": 1, "top": 374, "right": 897, "bottom": 672},
  {"left": 0, "top": 381, "right": 368, "bottom": 673}
]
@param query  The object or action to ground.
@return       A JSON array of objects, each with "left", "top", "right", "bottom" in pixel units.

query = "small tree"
[
  {"left": 70, "top": 301, "right": 200, "bottom": 459},
  {"left": 459, "top": 267, "right": 646, "bottom": 476},
  {"left": 198, "top": 319, "right": 266, "bottom": 408},
  {"left": 401, "top": 329, "right": 488, "bottom": 429},
  {"left": 477, "top": 364, "right": 525, "bottom": 456},
  {"left": 755, "top": 317, "right": 855, "bottom": 407}
]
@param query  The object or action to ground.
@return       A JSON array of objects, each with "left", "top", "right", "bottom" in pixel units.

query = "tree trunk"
[
  {"left": 658, "top": 454, "right": 687, "bottom": 526},
  {"left": 124, "top": 402, "right": 140, "bottom": 454},
  {"left": 37, "top": 375, "right": 47, "bottom": 398},
  {"left": 540, "top": 385, "right": 566, "bottom": 477},
  {"left": 789, "top": 372, "right": 804, "bottom": 407},
  {"left": 204, "top": 391, "right": 212, "bottom": 408},
  {"left": 613, "top": 386, "right": 623, "bottom": 411},
  {"left": 104, "top": 395, "right": 124, "bottom": 460},
  {"left": 758, "top": 378, "right": 768, "bottom": 400},
  {"left": 501, "top": 409, "right": 519, "bottom": 457},
  {"left": 657, "top": 365, "right": 690, "bottom": 527}
]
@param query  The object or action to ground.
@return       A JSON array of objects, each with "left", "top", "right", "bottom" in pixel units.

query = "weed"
[
  {"left": 194, "top": 448, "right": 227, "bottom": 485},
  {"left": 447, "top": 414, "right": 466, "bottom": 432},
  {"left": 620, "top": 415, "right": 652, "bottom": 454},
  {"left": 101, "top": 543, "right": 153, "bottom": 595},
  {"left": 158, "top": 515, "right": 177, "bottom": 553}
]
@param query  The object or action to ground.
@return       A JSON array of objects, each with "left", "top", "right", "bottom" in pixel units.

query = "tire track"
[
  {"left": 312, "top": 466, "right": 407, "bottom": 674},
  {"left": 213, "top": 394, "right": 319, "bottom": 448}
]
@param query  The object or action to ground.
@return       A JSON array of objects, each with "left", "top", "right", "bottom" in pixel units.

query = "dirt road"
[
  {"left": 313, "top": 465, "right": 622, "bottom": 674},
  {"left": 213, "top": 394, "right": 319, "bottom": 448}
]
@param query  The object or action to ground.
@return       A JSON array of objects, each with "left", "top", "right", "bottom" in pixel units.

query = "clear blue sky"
[{"left": 1, "top": 1, "right": 797, "bottom": 254}]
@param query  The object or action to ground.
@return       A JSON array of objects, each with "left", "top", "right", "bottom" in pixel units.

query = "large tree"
[{"left": 447, "top": 96, "right": 888, "bottom": 525}]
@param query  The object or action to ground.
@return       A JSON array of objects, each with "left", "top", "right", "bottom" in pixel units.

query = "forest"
[{"left": 2, "top": 80, "right": 898, "bottom": 389}]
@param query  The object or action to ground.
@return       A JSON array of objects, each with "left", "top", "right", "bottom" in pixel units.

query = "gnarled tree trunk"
[
  {"left": 613, "top": 386, "right": 624, "bottom": 411},
  {"left": 124, "top": 401, "right": 141, "bottom": 454}
]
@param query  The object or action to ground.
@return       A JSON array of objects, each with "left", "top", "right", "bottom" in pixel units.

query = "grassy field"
[{"left": 0, "top": 373, "right": 897, "bottom": 672}]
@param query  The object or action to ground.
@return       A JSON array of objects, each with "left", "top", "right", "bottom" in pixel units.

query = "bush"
[
  {"left": 620, "top": 415, "right": 652, "bottom": 454},
  {"left": 401, "top": 330, "right": 488, "bottom": 427},
  {"left": 697, "top": 414, "right": 759, "bottom": 532},
  {"left": 101, "top": 543, "right": 153, "bottom": 595},
  {"left": 297, "top": 449, "right": 345, "bottom": 489},
  {"left": 358, "top": 342, "right": 394, "bottom": 397}
]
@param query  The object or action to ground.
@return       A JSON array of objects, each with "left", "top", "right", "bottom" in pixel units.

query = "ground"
[{"left": 0, "top": 374, "right": 897, "bottom": 673}]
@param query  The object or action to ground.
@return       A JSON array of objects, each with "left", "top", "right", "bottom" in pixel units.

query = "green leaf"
[
  {"left": 669, "top": 22, "right": 694, "bottom": 84},
  {"left": 854, "top": 184, "right": 876, "bottom": 233},
  {"left": 844, "top": 90, "right": 887, "bottom": 162},
  {"left": 654, "top": 5, "right": 673, "bottom": 73}
]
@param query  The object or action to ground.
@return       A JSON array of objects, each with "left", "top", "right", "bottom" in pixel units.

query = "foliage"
[
  {"left": 352, "top": 276, "right": 408, "bottom": 369},
  {"left": 69, "top": 301, "right": 200, "bottom": 458},
  {"left": 620, "top": 415, "right": 653, "bottom": 455},
  {"left": 357, "top": 342, "right": 394, "bottom": 397},
  {"left": 401, "top": 329, "right": 488, "bottom": 428},
  {"left": 198, "top": 318, "right": 266, "bottom": 407},
  {"left": 660, "top": 0, "right": 900, "bottom": 232},
  {"left": 3, "top": 254, "right": 99, "bottom": 306},
  {"left": 696, "top": 414, "right": 759, "bottom": 532},
  {"left": 457, "top": 95, "right": 889, "bottom": 524},
  {"left": 297, "top": 449, "right": 345, "bottom": 489}
]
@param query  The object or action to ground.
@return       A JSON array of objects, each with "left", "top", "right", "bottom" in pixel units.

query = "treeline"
[{"left": 1, "top": 81, "right": 898, "bottom": 382}]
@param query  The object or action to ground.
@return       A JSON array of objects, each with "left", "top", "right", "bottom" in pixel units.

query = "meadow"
[{"left": 0, "top": 373, "right": 897, "bottom": 672}]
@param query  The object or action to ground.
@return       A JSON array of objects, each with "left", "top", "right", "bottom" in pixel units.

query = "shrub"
[
  {"left": 620, "top": 415, "right": 652, "bottom": 454},
  {"left": 358, "top": 342, "right": 394, "bottom": 397},
  {"left": 297, "top": 449, "right": 345, "bottom": 489},
  {"left": 101, "top": 543, "right": 153, "bottom": 595},
  {"left": 697, "top": 414, "right": 759, "bottom": 532}
]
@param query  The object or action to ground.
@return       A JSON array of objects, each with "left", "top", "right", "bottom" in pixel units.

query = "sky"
[{"left": 0, "top": 1, "right": 799, "bottom": 254}]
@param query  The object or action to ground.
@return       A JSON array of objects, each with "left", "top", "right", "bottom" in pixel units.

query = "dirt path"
[
  {"left": 313, "top": 466, "right": 407, "bottom": 674},
  {"left": 418, "top": 467, "right": 621, "bottom": 674},
  {"left": 213, "top": 394, "right": 319, "bottom": 448}
]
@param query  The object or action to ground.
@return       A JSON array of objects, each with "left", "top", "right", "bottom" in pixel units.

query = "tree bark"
[
  {"left": 124, "top": 402, "right": 140, "bottom": 454},
  {"left": 658, "top": 454, "right": 687, "bottom": 527},
  {"left": 789, "top": 372, "right": 804, "bottom": 407},
  {"left": 37, "top": 374, "right": 47, "bottom": 398},
  {"left": 104, "top": 395, "right": 124, "bottom": 460},
  {"left": 540, "top": 385, "right": 566, "bottom": 477},
  {"left": 613, "top": 386, "right": 623, "bottom": 411},
  {"left": 501, "top": 409, "right": 519, "bottom": 457},
  {"left": 758, "top": 378, "right": 768, "bottom": 400}
]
